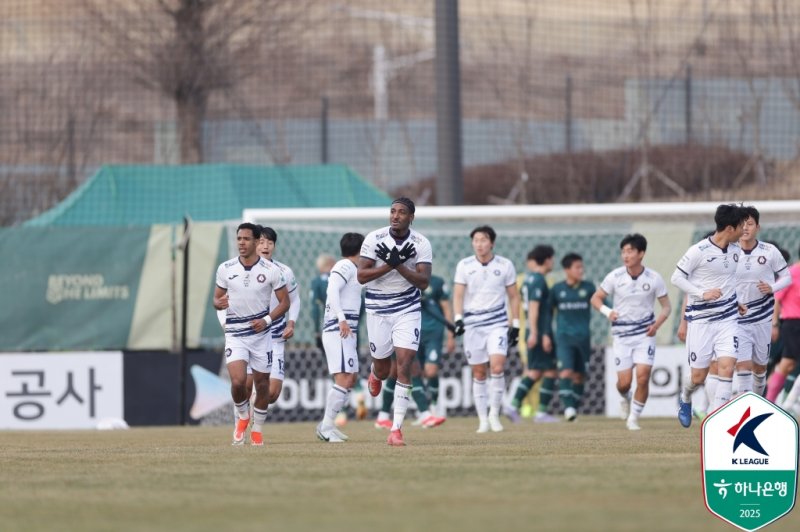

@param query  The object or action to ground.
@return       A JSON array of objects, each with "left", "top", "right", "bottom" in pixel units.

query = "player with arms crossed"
[
  {"left": 452, "top": 225, "right": 521, "bottom": 433},
  {"left": 213, "top": 223, "right": 289, "bottom": 446},
  {"left": 358, "top": 197, "right": 432, "bottom": 447},
  {"left": 671, "top": 204, "right": 749, "bottom": 427},
  {"left": 316, "top": 232, "right": 365, "bottom": 443},
  {"left": 591, "top": 234, "right": 671, "bottom": 431}
]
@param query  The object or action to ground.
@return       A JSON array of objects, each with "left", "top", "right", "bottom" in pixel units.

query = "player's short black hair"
[
  {"left": 261, "top": 226, "right": 278, "bottom": 243},
  {"left": 714, "top": 203, "right": 749, "bottom": 232},
  {"left": 340, "top": 232, "right": 364, "bottom": 257},
  {"left": 561, "top": 252, "right": 583, "bottom": 269},
  {"left": 392, "top": 197, "right": 416, "bottom": 214},
  {"left": 237, "top": 222, "right": 260, "bottom": 239},
  {"left": 743, "top": 205, "right": 760, "bottom": 225},
  {"left": 527, "top": 245, "right": 555, "bottom": 265},
  {"left": 470, "top": 225, "right": 496, "bottom": 243},
  {"left": 620, "top": 233, "right": 647, "bottom": 252}
]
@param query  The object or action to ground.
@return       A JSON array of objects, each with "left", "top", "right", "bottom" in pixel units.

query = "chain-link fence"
[{"left": 4, "top": 1, "right": 800, "bottom": 225}]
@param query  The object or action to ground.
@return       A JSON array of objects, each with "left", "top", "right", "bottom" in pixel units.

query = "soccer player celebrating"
[
  {"left": 316, "top": 232, "right": 365, "bottom": 443},
  {"left": 591, "top": 234, "right": 671, "bottom": 431},
  {"left": 213, "top": 223, "right": 289, "bottom": 446},
  {"left": 671, "top": 203, "right": 749, "bottom": 427},
  {"left": 257, "top": 227, "right": 301, "bottom": 405},
  {"left": 549, "top": 253, "right": 595, "bottom": 421},
  {"left": 733, "top": 208, "right": 790, "bottom": 396},
  {"left": 358, "top": 197, "right": 432, "bottom": 446},
  {"left": 452, "top": 226, "right": 521, "bottom": 433},
  {"left": 507, "top": 245, "right": 559, "bottom": 423}
]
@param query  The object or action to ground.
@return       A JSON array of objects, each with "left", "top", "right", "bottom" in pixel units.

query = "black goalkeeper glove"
[
  {"left": 397, "top": 242, "right": 417, "bottom": 263},
  {"left": 508, "top": 326, "right": 520, "bottom": 346},
  {"left": 453, "top": 319, "right": 465, "bottom": 337},
  {"left": 385, "top": 246, "right": 404, "bottom": 268},
  {"left": 375, "top": 242, "right": 392, "bottom": 263}
]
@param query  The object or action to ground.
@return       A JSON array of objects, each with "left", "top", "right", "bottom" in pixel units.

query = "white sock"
[
  {"left": 713, "top": 377, "right": 733, "bottom": 410},
  {"left": 489, "top": 373, "right": 505, "bottom": 414},
  {"left": 753, "top": 372, "right": 767, "bottom": 396},
  {"left": 620, "top": 390, "right": 632, "bottom": 401},
  {"left": 681, "top": 379, "right": 699, "bottom": 403},
  {"left": 234, "top": 399, "right": 250, "bottom": 420},
  {"left": 391, "top": 382, "right": 411, "bottom": 431},
  {"left": 252, "top": 407, "right": 268, "bottom": 433},
  {"left": 629, "top": 399, "right": 645, "bottom": 422},
  {"left": 735, "top": 371, "right": 753, "bottom": 395},
  {"left": 693, "top": 384, "right": 708, "bottom": 413},
  {"left": 472, "top": 379, "right": 488, "bottom": 422},
  {"left": 377, "top": 411, "right": 390, "bottom": 422},
  {"left": 322, "top": 385, "right": 349, "bottom": 430},
  {"left": 705, "top": 375, "right": 719, "bottom": 406}
]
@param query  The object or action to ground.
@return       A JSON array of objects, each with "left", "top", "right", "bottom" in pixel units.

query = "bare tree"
[{"left": 80, "top": 0, "right": 315, "bottom": 164}]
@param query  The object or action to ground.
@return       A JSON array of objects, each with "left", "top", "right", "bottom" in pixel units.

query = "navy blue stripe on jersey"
[
  {"left": 739, "top": 304, "right": 775, "bottom": 325},
  {"left": 365, "top": 285, "right": 418, "bottom": 301},
  {"left": 366, "top": 295, "right": 421, "bottom": 315},
  {"left": 611, "top": 313, "right": 655, "bottom": 327},
  {"left": 464, "top": 302, "right": 507, "bottom": 318},
  {"left": 230, "top": 327, "right": 270, "bottom": 338},
  {"left": 704, "top": 305, "right": 740, "bottom": 323},
  {"left": 676, "top": 266, "right": 689, "bottom": 276},
  {"left": 742, "top": 293, "right": 773, "bottom": 309},
  {"left": 332, "top": 270, "right": 347, "bottom": 283},
  {"left": 686, "top": 293, "right": 737, "bottom": 312},
  {"left": 323, "top": 312, "right": 361, "bottom": 332},
  {"left": 616, "top": 323, "right": 653, "bottom": 338},
  {"left": 226, "top": 309, "right": 270, "bottom": 325}
]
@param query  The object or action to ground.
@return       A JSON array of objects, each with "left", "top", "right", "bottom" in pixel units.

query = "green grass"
[{"left": 0, "top": 417, "right": 797, "bottom": 532}]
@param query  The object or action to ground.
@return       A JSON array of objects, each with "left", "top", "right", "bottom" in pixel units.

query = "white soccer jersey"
[
  {"left": 736, "top": 241, "right": 789, "bottom": 326},
  {"left": 215, "top": 257, "right": 286, "bottom": 338},
  {"left": 453, "top": 254, "right": 516, "bottom": 329},
  {"left": 672, "top": 237, "right": 741, "bottom": 324},
  {"left": 323, "top": 258, "right": 363, "bottom": 333},
  {"left": 600, "top": 266, "right": 667, "bottom": 340},
  {"left": 268, "top": 259, "right": 300, "bottom": 342},
  {"left": 360, "top": 226, "right": 432, "bottom": 316}
]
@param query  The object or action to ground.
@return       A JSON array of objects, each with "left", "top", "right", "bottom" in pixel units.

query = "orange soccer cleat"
[
  {"left": 232, "top": 417, "right": 250, "bottom": 445},
  {"left": 250, "top": 431, "right": 264, "bottom": 446},
  {"left": 367, "top": 371, "right": 382, "bottom": 397},
  {"left": 387, "top": 429, "right": 406, "bottom": 446}
]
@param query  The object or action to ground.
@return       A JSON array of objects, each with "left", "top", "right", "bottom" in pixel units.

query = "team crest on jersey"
[
  {"left": 257, "top": 274, "right": 266, "bottom": 283},
  {"left": 642, "top": 283, "right": 651, "bottom": 291},
  {"left": 494, "top": 269, "right": 501, "bottom": 276},
  {"left": 578, "top": 289, "right": 587, "bottom": 297},
  {"left": 758, "top": 256, "right": 767, "bottom": 265}
]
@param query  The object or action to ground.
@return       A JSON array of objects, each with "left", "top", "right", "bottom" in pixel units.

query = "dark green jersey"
[
  {"left": 309, "top": 273, "right": 330, "bottom": 333},
  {"left": 549, "top": 279, "right": 595, "bottom": 338},
  {"left": 421, "top": 275, "right": 449, "bottom": 334},
  {"left": 521, "top": 271, "right": 552, "bottom": 336}
]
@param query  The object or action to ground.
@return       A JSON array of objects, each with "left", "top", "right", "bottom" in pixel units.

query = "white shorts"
[
  {"left": 463, "top": 325, "right": 508, "bottom": 365},
  {"left": 246, "top": 339, "right": 285, "bottom": 378},
  {"left": 366, "top": 311, "right": 422, "bottom": 359},
  {"left": 225, "top": 332, "right": 273, "bottom": 374},
  {"left": 685, "top": 320, "right": 739, "bottom": 369},
  {"left": 611, "top": 336, "right": 655, "bottom": 371},
  {"left": 737, "top": 321, "right": 771, "bottom": 365},
  {"left": 322, "top": 331, "right": 360, "bottom": 374}
]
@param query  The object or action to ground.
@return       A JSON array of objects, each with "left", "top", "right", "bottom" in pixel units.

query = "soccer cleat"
[
  {"left": 374, "top": 418, "right": 393, "bottom": 430},
  {"left": 316, "top": 423, "right": 345, "bottom": 443},
  {"left": 476, "top": 420, "right": 490, "bottom": 433},
  {"left": 533, "top": 412, "right": 559, "bottom": 423},
  {"left": 335, "top": 411, "right": 348, "bottom": 427},
  {"left": 232, "top": 417, "right": 249, "bottom": 445},
  {"left": 367, "top": 371, "right": 382, "bottom": 397},
  {"left": 331, "top": 428, "right": 349, "bottom": 441},
  {"left": 692, "top": 408, "right": 707, "bottom": 421},
  {"left": 387, "top": 429, "right": 406, "bottom": 446},
  {"left": 620, "top": 397, "right": 631, "bottom": 420},
  {"left": 503, "top": 404, "right": 521, "bottom": 423},
  {"left": 626, "top": 419, "right": 641, "bottom": 431},
  {"left": 420, "top": 414, "right": 446, "bottom": 428},
  {"left": 564, "top": 407, "right": 577, "bottom": 422},
  {"left": 250, "top": 431, "right": 264, "bottom": 446},
  {"left": 488, "top": 414, "right": 504, "bottom": 432},
  {"left": 678, "top": 397, "right": 692, "bottom": 428}
]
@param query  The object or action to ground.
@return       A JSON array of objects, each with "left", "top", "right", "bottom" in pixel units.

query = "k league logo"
[{"left": 701, "top": 392, "right": 798, "bottom": 532}]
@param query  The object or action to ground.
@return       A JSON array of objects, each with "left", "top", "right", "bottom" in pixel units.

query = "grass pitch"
[{"left": 1, "top": 416, "right": 797, "bottom": 532}]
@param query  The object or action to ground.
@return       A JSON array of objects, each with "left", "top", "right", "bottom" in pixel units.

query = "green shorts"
[
  {"left": 555, "top": 335, "right": 591, "bottom": 374},
  {"left": 526, "top": 337, "right": 557, "bottom": 371},
  {"left": 417, "top": 330, "right": 445, "bottom": 367}
]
